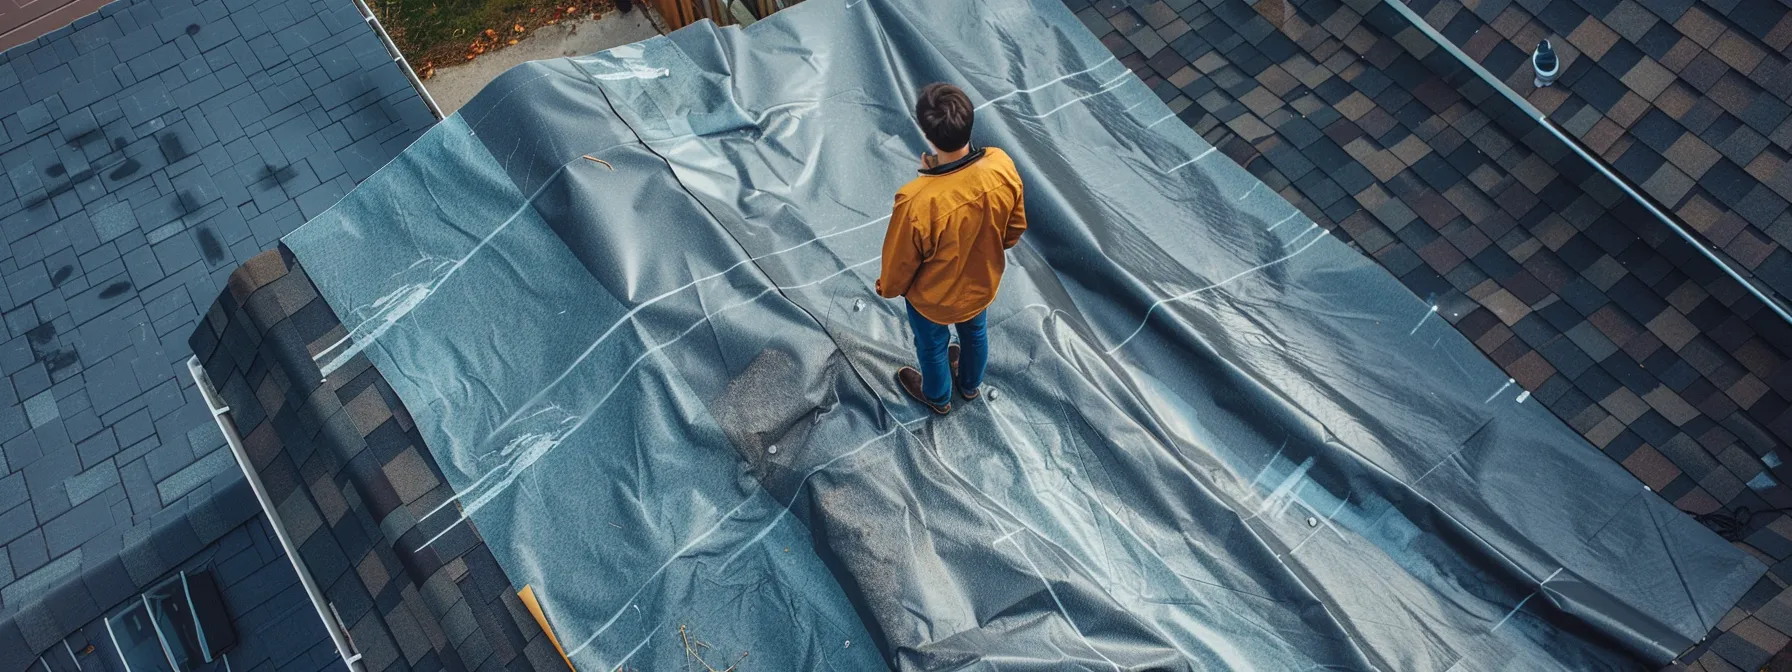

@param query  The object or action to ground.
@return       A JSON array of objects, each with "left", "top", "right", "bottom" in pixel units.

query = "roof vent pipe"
[{"left": 1533, "top": 39, "right": 1559, "bottom": 88}]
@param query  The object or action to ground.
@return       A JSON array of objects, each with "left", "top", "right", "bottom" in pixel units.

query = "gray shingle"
[
  {"left": 41, "top": 493, "right": 111, "bottom": 556},
  {"left": 0, "top": 0, "right": 432, "bottom": 655},
  {"left": 22, "top": 390, "right": 56, "bottom": 428},
  {"left": 63, "top": 459, "right": 118, "bottom": 506},
  {"left": 155, "top": 444, "right": 232, "bottom": 504}
]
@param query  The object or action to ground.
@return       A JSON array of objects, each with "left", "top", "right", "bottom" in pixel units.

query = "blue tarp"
[{"left": 282, "top": 0, "right": 1761, "bottom": 668}]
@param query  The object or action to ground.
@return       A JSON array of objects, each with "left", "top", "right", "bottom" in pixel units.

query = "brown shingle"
[
  {"left": 1357, "top": 107, "right": 1398, "bottom": 137},
  {"left": 1746, "top": 150, "right": 1785, "bottom": 184},
  {"left": 1622, "top": 59, "right": 1675, "bottom": 100},
  {"left": 1464, "top": 25, "right": 1502, "bottom": 60},
  {"left": 1656, "top": 81, "right": 1698, "bottom": 119},
  {"left": 1568, "top": 17, "right": 1619, "bottom": 60},
  {"left": 1661, "top": 38, "right": 1701, "bottom": 72},
  {"left": 1591, "top": 305, "right": 1643, "bottom": 343},
  {"left": 1666, "top": 134, "right": 1721, "bottom": 177},
  {"left": 1675, "top": 487, "right": 1721, "bottom": 514},
  {"left": 1336, "top": 91, "right": 1375, "bottom": 120},
  {"left": 1167, "top": 66, "right": 1199, "bottom": 89},
  {"left": 1391, "top": 133, "right": 1431, "bottom": 165},
  {"left": 1767, "top": 13, "right": 1792, "bottom": 51},
  {"left": 1644, "top": 386, "right": 1700, "bottom": 425},
  {"left": 1706, "top": 211, "right": 1751, "bottom": 247},
  {"left": 1600, "top": 134, "right": 1634, "bottom": 163},
  {"left": 1735, "top": 338, "right": 1784, "bottom": 378},
  {"left": 1482, "top": 288, "right": 1530, "bottom": 325},
  {"left": 1583, "top": 118, "right": 1626, "bottom": 154},
  {"left": 1418, "top": 237, "right": 1466, "bottom": 273},
  {"left": 1666, "top": 281, "right": 1708, "bottom": 314},
  {"left": 1587, "top": 416, "right": 1626, "bottom": 447},
  {"left": 1512, "top": 154, "right": 1557, "bottom": 192},
  {"left": 1674, "top": 6, "right": 1725, "bottom": 48},
  {"left": 1729, "top": 374, "right": 1769, "bottom": 408},
  {"left": 1476, "top": 321, "right": 1514, "bottom": 351},
  {"left": 1257, "top": 64, "right": 1297, "bottom": 95},
  {"left": 1641, "top": 163, "right": 1695, "bottom": 206},
  {"left": 1622, "top": 444, "right": 1681, "bottom": 490},
  {"left": 1647, "top": 309, "right": 1698, "bottom": 350},
  {"left": 1447, "top": 221, "right": 1494, "bottom": 257},
  {"left": 1365, "top": 151, "right": 1405, "bottom": 181},
  {"left": 1354, "top": 183, "right": 1390, "bottom": 210},
  {"left": 1709, "top": 72, "right": 1758, "bottom": 115},
  {"left": 1507, "top": 236, "right": 1543, "bottom": 263},
  {"left": 1529, "top": 83, "right": 1569, "bottom": 114},
  {"left": 1492, "top": 6, "right": 1528, "bottom": 38},
  {"left": 1468, "top": 163, "right": 1505, "bottom": 192},
  {"left": 1241, "top": 87, "right": 1283, "bottom": 117},
  {"left": 1602, "top": 387, "right": 1651, "bottom": 424},
  {"left": 1677, "top": 193, "right": 1726, "bottom": 232},
  {"left": 1729, "top": 618, "right": 1790, "bottom": 657},
  {"left": 1535, "top": 214, "right": 1576, "bottom": 250},
  {"left": 1512, "top": 22, "right": 1550, "bottom": 55},
  {"left": 1608, "top": 92, "right": 1650, "bottom": 127},
  {"left": 1711, "top": 31, "right": 1765, "bottom": 74},
  {"left": 1623, "top": 330, "right": 1664, "bottom": 362},
  {"left": 1585, "top": 255, "right": 1629, "bottom": 291},
  {"left": 1724, "top": 228, "right": 1775, "bottom": 268},
  {"left": 1510, "top": 350, "right": 1555, "bottom": 389},
  {"left": 1193, "top": 51, "right": 1229, "bottom": 73}
]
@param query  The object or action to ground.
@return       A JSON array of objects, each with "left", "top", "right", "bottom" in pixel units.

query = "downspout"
[
  {"left": 187, "top": 357, "right": 368, "bottom": 671},
  {"left": 347, "top": 0, "right": 445, "bottom": 120}
]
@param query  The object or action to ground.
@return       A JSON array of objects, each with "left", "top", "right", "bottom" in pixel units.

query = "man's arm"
[
  {"left": 1002, "top": 180, "right": 1028, "bottom": 249},
  {"left": 876, "top": 194, "right": 922, "bottom": 298}
]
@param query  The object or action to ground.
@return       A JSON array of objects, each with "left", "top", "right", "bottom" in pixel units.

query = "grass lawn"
[{"left": 368, "top": 0, "right": 625, "bottom": 74}]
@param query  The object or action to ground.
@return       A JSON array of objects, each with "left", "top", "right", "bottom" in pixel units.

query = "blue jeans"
[{"left": 907, "top": 302, "right": 987, "bottom": 406}]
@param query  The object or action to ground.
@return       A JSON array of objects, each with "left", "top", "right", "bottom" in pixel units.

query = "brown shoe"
[
  {"left": 949, "top": 344, "right": 979, "bottom": 401},
  {"left": 897, "top": 367, "right": 951, "bottom": 415}
]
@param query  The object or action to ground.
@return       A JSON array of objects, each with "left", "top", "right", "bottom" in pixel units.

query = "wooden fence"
[{"left": 644, "top": 0, "right": 794, "bottom": 30}]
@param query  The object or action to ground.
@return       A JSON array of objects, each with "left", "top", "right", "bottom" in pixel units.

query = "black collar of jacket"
[{"left": 919, "top": 146, "right": 986, "bottom": 175}]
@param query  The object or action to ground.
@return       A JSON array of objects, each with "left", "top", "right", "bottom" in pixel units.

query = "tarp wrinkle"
[{"left": 283, "top": 0, "right": 1762, "bottom": 669}]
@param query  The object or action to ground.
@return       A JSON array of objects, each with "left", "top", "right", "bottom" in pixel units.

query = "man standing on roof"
[{"left": 876, "top": 83, "right": 1028, "bottom": 415}]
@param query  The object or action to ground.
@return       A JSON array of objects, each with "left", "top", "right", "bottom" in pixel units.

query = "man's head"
[{"left": 917, "top": 83, "right": 973, "bottom": 153}]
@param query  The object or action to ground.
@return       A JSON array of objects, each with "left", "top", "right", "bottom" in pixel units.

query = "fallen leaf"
[{"left": 508, "top": 38, "right": 518, "bottom": 44}]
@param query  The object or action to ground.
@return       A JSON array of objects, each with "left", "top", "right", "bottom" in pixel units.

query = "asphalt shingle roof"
[
  {"left": 0, "top": 0, "right": 434, "bottom": 659},
  {"left": 1066, "top": 0, "right": 1792, "bottom": 666}
]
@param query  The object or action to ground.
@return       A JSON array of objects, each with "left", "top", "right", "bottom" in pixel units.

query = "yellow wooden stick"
[{"left": 518, "top": 585, "right": 577, "bottom": 671}]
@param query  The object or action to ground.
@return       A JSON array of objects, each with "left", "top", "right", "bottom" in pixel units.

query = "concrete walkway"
[{"left": 423, "top": 8, "right": 660, "bottom": 116}]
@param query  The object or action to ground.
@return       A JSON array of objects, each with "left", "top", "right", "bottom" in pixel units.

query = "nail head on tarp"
[
  {"left": 1306, "top": 516, "right": 1317, "bottom": 527},
  {"left": 768, "top": 444, "right": 778, "bottom": 455},
  {"left": 853, "top": 298, "right": 865, "bottom": 311}
]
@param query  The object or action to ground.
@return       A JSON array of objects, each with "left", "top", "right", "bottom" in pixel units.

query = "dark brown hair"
[{"left": 916, "top": 83, "right": 973, "bottom": 152}]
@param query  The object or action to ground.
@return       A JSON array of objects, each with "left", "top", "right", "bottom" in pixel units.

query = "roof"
[
  {"left": 1424, "top": 0, "right": 1792, "bottom": 302},
  {"left": 1073, "top": 0, "right": 1792, "bottom": 666},
  {"left": 0, "top": 0, "right": 434, "bottom": 663},
  {"left": 251, "top": 0, "right": 1759, "bottom": 666}
]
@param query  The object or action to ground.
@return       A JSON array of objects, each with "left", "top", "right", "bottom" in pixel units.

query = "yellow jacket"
[{"left": 875, "top": 147, "right": 1028, "bottom": 324}]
